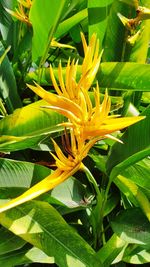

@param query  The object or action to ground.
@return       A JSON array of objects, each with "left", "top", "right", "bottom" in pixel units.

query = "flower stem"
[{"left": 81, "top": 164, "right": 103, "bottom": 248}]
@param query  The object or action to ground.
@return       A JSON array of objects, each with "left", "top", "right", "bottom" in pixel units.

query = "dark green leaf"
[
  {"left": 111, "top": 208, "right": 150, "bottom": 245},
  {"left": 88, "top": 0, "right": 113, "bottom": 50},
  {"left": 107, "top": 105, "right": 150, "bottom": 176},
  {"left": 55, "top": 8, "right": 88, "bottom": 39},
  {"left": 102, "top": 0, "right": 131, "bottom": 61},
  {"left": 0, "top": 227, "right": 26, "bottom": 255},
  {"left": 0, "top": 41, "right": 22, "bottom": 113}
]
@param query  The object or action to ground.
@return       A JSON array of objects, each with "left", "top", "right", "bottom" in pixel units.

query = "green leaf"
[
  {"left": 97, "top": 233, "right": 127, "bottom": 266},
  {"left": 0, "top": 201, "right": 102, "bottom": 267},
  {"left": 0, "top": 227, "right": 26, "bottom": 255},
  {"left": 0, "top": 158, "right": 51, "bottom": 191},
  {"left": 0, "top": 46, "right": 11, "bottom": 65},
  {"left": 107, "top": 105, "right": 150, "bottom": 176},
  {"left": 111, "top": 208, "right": 150, "bottom": 245},
  {"left": 0, "top": 245, "right": 55, "bottom": 266},
  {"left": 114, "top": 175, "right": 150, "bottom": 221},
  {"left": 24, "top": 246, "right": 54, "bottom": 264},
  {"left": 0, "top": 246, "right": 30, "bottom": 267},
  {"left": 125, "top": 20, "right": 150, "bottom": 63},
  {"left": 0, "top": 99, "right": 64, "bottom": 152},
  {"left": 123, "top": 244, "right": 150, "bottom": 264},
  {"left": 98, "top": 62, "right": 150, "bottom": 91},
  {"left": 121, "top": 158, "right": 150, "bottom": 191},
  {"left": 0, "top": 0, "right": 14, "bottom": 46},
  {"left": 0, "top": 41, "right": 22, "bottom": 113},
  {"left": 55, "top": 8, "right": 88, "bottom": 39},
  {"left": 29, "top": 0, "right": 66, "bottom": 63},
  {"left": 50, "top": 177, "right": 88, "bottom": 210},
  {"left": 102, "top": 0, "right": 131, "bottom": 61},
  {"left": 88, "top": 0, "right": 113, "bottom": 50}
]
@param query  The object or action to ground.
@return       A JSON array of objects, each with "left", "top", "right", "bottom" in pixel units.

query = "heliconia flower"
[
  {"left": 0, "top": 129, "right": 99, "bottom": 213},
  {"left": 80, "top": 32, "right": 102, "bottom": 91},
  {"left": 27, "top": 82, "right": 145, "bottom": 142},
  {"left": 49, "top": 33, "right": 101, "bottom": 103},
  {"left": 6, "top": 4, "right": 32, "bottom": 26}
]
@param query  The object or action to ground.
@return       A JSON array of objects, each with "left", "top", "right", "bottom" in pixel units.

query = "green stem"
[{"left": 82, "top": 164, "right": 103, "bottom": 248}]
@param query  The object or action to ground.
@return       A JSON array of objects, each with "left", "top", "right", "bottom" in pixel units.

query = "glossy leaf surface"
[
  {"left": 0, "top": 99, "right": 64, "bottom": 152},
  {"left": 0, "top": 201, "right": 102, "bottom": 267}
]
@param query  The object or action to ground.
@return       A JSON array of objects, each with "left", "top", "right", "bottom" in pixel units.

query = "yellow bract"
[
  {"left": 6, "top": 0, "right": 32, "bottom": 26},
  {"left": 28, "top": 81, "right": 144, "bottom": 142},
  {"left": 49, "top": 33, "right": 101, "bottom": 103}
]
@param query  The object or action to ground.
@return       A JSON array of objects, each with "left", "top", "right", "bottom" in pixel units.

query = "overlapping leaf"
[
  {"left": 0, "top": 201, "right": 102, "bottom": 267},
  {"left": 0, "top": 99, "right": 64, "bottom": 152}
]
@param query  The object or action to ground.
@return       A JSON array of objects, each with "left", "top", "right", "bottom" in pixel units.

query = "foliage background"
[{"left": 0, "top": 0, "right": 150, "bottom": 266}]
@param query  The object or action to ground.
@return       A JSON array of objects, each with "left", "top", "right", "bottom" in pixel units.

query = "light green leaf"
[
  {"left": 0, "top": 201, "right": 102, "bottom": 267},
  {"left": 114, "top": 175, "right": 150, "bottom": 221},
  {"left": 0, "top": 99, "right": 64, "bottom": 152},
  {"left": 50, "top": 177, "right": 88, "bottom": 210},
  {"left": 123, "top": 245, "right": 150, "bottom": 264},
  {"left": 29, "top": 0, "right": 66, "bottom": 63},
  {"left": 97, "top": 233, "right": 127, "bottom": 266},
  {"left": 121, "top": 158, "right": 150, "bottom": 191},
  {"left": 98, "top": 62, "right": 150, "bottom": 91},
  {"left": 126, "top": 20, "right": 150, "bottom": 63}
]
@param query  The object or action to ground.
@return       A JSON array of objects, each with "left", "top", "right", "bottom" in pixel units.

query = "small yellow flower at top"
[
  {"left": 50, "top": 33, "right": 101, "bottom": 104},
  {"left": 6, "top": 1, "right": 32, "bottom": 26}
]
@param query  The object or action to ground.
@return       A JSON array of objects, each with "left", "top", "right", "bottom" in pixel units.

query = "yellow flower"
[
  {"left": 49, "top": 33, "right": 101, "bottom": 103},
  {"left": 0, "top": 129, "right": 98, "bottom": 213},
  {"left": 6, "top": 2, "right": 32, "bottom": 26},
  {"left": 27, "top": 82, "right": 145, "bottom": 142}
]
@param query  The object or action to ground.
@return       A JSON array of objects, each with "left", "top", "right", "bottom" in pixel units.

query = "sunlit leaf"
[
  {"left": 114, "top": 175, "right": 150, "bottom": 221},
  {"left": 0, "top": 99, "right": 64, "bottom": 152},
  {"left": 98, "top": 62, "right": 150, "bottom": 91},
  {"left": 0, "top": 201, "right": 102, "bottom": 267},
  {"left": 97, "top": 233, "right": 127, "bottom": 266},
  {"left": 29, "top": 0, "right": 66, "bottom": 63}
]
